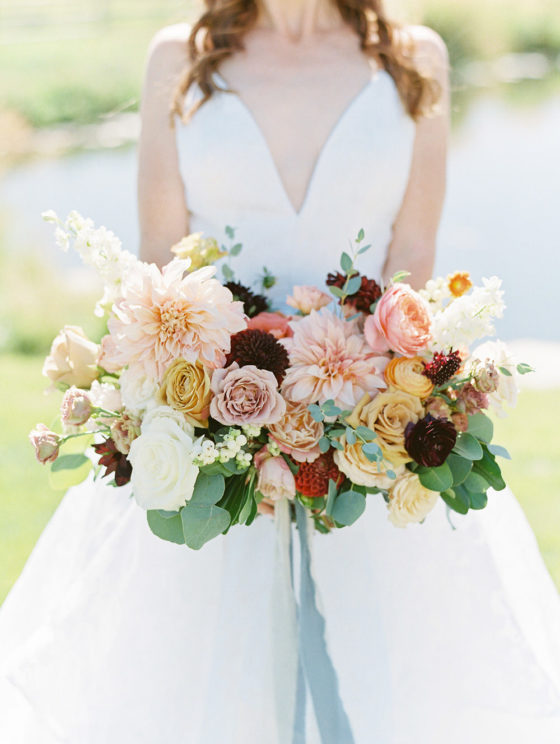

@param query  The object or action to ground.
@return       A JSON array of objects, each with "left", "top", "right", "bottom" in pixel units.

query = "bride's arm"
[
  {"left": 138, "top": 25, "right": 191, "bottom": 266},
  {"left": 382, "top": 25, "right": 450, "bottom": 290}
]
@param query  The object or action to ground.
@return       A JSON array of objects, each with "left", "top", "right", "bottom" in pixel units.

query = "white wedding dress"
[{"left": 2, "top": 65, "right": 560, "bottom": 744}]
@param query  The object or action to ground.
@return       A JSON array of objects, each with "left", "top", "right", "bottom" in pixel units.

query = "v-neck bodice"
[{"left": 175, "top": 67, "right": 416, "bottom": 306}]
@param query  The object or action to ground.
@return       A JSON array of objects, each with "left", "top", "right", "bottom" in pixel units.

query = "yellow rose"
[
  {"left": 158, "top": 359, "right": 212, "bottom": 427},
  {"left": 387, "top": 471, "right": 439, "bottom": 527},
  {"left": 347, "top": 390, "right": 423, "bottom": 466},
  {"left": 334, "top": 437, "right": 404, "bottom": 489},
  {"left": 42, "top": 325, "right": 100, "bottom": 389},
  {"left": 171, "top": 232, "right": 226, "bottom": 270},
  {"left": 384, "top": 356, "right": 434, "bottom": 399}
]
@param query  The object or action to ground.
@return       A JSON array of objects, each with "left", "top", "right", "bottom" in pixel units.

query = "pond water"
[{"left": 1, "top": 86, "right": 559, "bottom": 341}]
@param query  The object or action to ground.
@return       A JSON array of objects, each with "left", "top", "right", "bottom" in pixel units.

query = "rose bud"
[
  {"left": 61, "top": 386, "right": 93, "bottom": 427},
  {"left": 29, "top": 423, "right": 61, "bottom": 464},
  {"left": 404, "top": 414, "right": 457, "bottom": 468},
  {"left": 111, "top": 413, "right": 141, "bottom": 455}
]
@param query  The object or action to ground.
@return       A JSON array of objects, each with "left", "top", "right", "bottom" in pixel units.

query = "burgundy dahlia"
[
  {"left": 326, "top": 271, "right": 382, "bottom": 313},
  {"left": 224, "top": 281, "right": 269, "bottom": 318},
  {"left": 226, "top": 329, "right": 290, "bottom": 384},
  {"left": 294, "top": 450, "right": 344, "bottom": 499},
  {"left": 422, "top": 350, "right": 462, "bottom": 386},
  {"left": 93, "top": 437, "right": 132, "bottom": 486},
  {"left": 405, "top": 414, "right": 457, "bottom": 468}
]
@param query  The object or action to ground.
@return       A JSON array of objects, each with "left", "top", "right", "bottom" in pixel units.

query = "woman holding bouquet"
[{"left": 1, "top": 0, "right": 560, "bottom": 742}]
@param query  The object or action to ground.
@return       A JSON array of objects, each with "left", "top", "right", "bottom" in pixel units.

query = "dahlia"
[
  {"left": 326, "top": 271, "right": 382, "bottom": 313},
  {"left": 294, "top": 450, "right": 344, "bottom": 499},
  {"left": 404, "top": 414, "right": 457, "bottom": 468},
  {"left": 226, "top": 329, "right": 290, "bottom": 383},
  {"left": 224, "top": 281, "right": 269, "bottom": 318},
  {"left": 282, "top": 310, "right": 387, "bottom": 409}
]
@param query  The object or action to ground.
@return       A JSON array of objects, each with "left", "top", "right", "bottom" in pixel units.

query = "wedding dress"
[{"left": 1, "top": 65, "right": 560, "bottom": 744}]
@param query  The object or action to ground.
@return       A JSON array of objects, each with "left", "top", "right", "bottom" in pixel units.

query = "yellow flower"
[
  {"left": 171, "top": 232, "right": 226, "bottom": 270},
  {"left": 387, "top": 471, "right": 439, "bottom": 527},
  {"left": 334, "top": 437, "right": 404, "bottom": 489},
  {"left": 346, "top": 390, "right": 424, "bottom": 466},
  {"left": 384, "top": 356, "right": 434, "bottom": 399},
  {"left": 158, "top": 359, "right": 212, "bottom": 427},
  {"left": 447, "top": 271, "right": 472, "bottom": 298}
]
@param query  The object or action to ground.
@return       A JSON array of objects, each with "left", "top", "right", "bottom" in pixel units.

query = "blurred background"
[{"left": 1, "top": 0, "right": 559, "bottom": 603}]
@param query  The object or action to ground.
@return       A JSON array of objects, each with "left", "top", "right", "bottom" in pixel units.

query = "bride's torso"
[{"left": 174, "top": 36, "right": 416, "bottom": 306}]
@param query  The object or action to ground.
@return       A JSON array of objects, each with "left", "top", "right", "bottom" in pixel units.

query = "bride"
[{"left": 2, "top": 1, "right": 560, "bottom": 742}]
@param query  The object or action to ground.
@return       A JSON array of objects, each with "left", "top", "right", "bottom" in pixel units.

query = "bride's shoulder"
[
  {"left": 144, "top": 23, "right": 191, "bottom": 80},
  {"left": 397, "top": 24, "right": 449, "bottom": 83}
]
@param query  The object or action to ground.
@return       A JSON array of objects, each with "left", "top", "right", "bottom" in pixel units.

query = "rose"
[
  {"left": 255, "top": 454, "right": 296, "bottom": 502},
  {"left": 128, "top": 417, "right": 201, "bottom": 511},
  {"left": 424, "top": 396, "right": 452, "bottom": 420},
  {"left": 119, "top": 367, "right": 159, "bottom": 415},
  {"left": 346, "top": 390, "right": 424, "bottom": 466},
  {"left": 468, "top": 358, "right": 499, "bottom": 394},
  {"left": 384, "top": 356, "right": 434, "bottom": 398},
  {"left": 42, "top": 325, "right": 100, "bottom": 388},
  {"left": 29, "top": 423, "right": 61, "bottom": 464},
  {"left": 111, "top": 413, "right": 141, "bottom": 455},
  {"left": 268, "top": 401, "right": 323, "bottom": 463},
  {"left": 364, "top": 284, "right": 432, "bottom": 357},
  {"left": 141, "top": 405, "right": 195, "bottom": 436},
  {"left": 286, "top": 285, "right": 331, "bottom": 315},
  {"left": 334, "top": 438, "right": 404, "bottom": 489},
  {"left": 210, "top": 363, "right": 286, "bottom": 426},
  {"left": 404, "top": 414, "right": 457, "bottom": 467},
  {"left": 387, "top": 471, "right": 439, "bottom": 527},
  {"left": 158, "top": 359, "right": 212, "bottom": 427},
  {"left": 456, "top": 383, "right": 489, "bottom": 415},
  {"left": 61, "top": 387, "right": 92, "bottom": 427},
  {"left": 89, "top": 380, "right": 122, "bottom": 413},
  {"left": 246, "top": 312, "right": 293, "bottom": 340}
]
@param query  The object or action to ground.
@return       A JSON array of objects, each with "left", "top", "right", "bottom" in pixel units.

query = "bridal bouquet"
[{"left": 30, "top": 212, "right": 531, "bottom": 549}]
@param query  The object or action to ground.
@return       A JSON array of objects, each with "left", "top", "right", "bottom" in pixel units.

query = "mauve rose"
[
  {"left": 43, "top": 325, "right": 100, "bottom": 388},
  {"left": 29, "top": 423, "right": 61, "bottom": 464},
  {"left": 404, "top": 414, "right": 457, "bottom": 467},
  {"left": 364, "top": 284, "right": 432, "bottom": 357},
  {"left": 246, "top": 312, "right": 293, "bottom": 340},
  {"left": 210, "top": 363, "right": 286, "bottom": 426},
  {"left": 255, "top": 454, "right": 296, "bottom": 502},
  {"left": 61, "top": 387, "right": 92, "bottom": 427},
  {"left": 456, "top": 383, "right": 489, "bottom": 415}
]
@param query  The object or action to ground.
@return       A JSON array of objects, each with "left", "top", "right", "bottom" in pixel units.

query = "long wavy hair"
[{"left": 172, "top": 0, "right": 442, "bottom": 123}]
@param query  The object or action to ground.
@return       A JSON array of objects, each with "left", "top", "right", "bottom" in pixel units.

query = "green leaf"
[
  {"left": 340, "top": 252, "right": 353, "bottom": 273},
  {"left": 472, "top": 447, "right": 506, "bottom": 491},
  {"left": 281, "top": 453, "right": 300, "bottom": 475},
  {"left": 453, "top": 432, "right": 483, "bottom": 461},
  {"left": 345, "top": 275, "right": 362, "bottom": 295},
  {"left": 356, "top": 425, "right": 377, "bottom": 441},
  {"left": 498, "top": 366, "right": 512, "bottom": 377},
  {"left": 331, "top": 490, "right": 366, "bottom": 526},
  {"left": 467, "top": 491, "right": 488, "bottom": 510},
  {"left": 417, "top": 462, "right": 453, "bottom": 492},
  {"left": 357, "top": 243, "right": 371, "bottom": 255},
  {"left": 244, "top": 498, "right": 259, "bottom": 527},
  {"left": 467, "top": 413, "right": 494, "bottom": 443},
  {"left": 487, "top": 444, "right": 511, "bottom": 460},
  {"left": 391, "top": 270, "right": 411, "bottom": 284},
  {"left": 326, "top": 479, "right": 338, "bottom": 516},
  {"left": 49, "top": 453, "right": 92, "bottom": 490},
  {"left": 329, "top": 285, "right": 345, "bottom": 299},
  {"left": 225, "top": 225, "right": 235, "bottom": 239},
  {"left": 190, "top": 473, "right": 225, "bottom": 506},
  {"left": 51, "top": 453, "right": 89, "bottom": 471},
  {"left": 516, "top": 362, "right": 534, "bottom": 375},
  {"left": 319, "top": 436, "right": 331, "bottom": 453},
  {"left": 345, "top": 427, "right": 357, "bottom": 446},
  {"left": 222, "top": 264, "right": 234, "bottom": 282},
  {"left": 331, "top": 440, "right": 343, "bottom": 451},
  {"left": 361, "top": 441, "right": 382, "bottom": 462},
  {"left": 446, "top": 453, "right": 473, "bottom": 486},
  {"left": 356, "top": 228, "right": 365, "bottom": 242},
  {"left": 229, "top": 242, "right": 243, "bottom": 257},
  {"left": 238, "top": 494, "right": 255, "bottom": 524},
  {"left": 157, "top": 509, "right": 180, "bottom": 519},
  {"left": 327, "top": 428, "right": 346, "bottom": 439},
  {"left": 440, "top": 488, "right": 469, "bottom": 515},
  {"left": 181, "top": 504, "right": 231, "bottom": 550},
  {"left": 322, "top": 403, "right": 342, "bottom": 417},
  {"left": 463, "top": 471, "right": 489, "bottom": 494},
  {"left": 308, "top": 404, "right": 324, "bottom": 423},
  {"left": 147, "top": 511, "right": 185, "bottom": 544}
]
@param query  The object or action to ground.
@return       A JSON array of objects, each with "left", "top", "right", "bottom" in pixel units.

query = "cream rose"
[
  {"left": 384, "top": 356, "right": 434, "bottom": 399},
  {"left": 346, "top": 390, "right": 423, "bottom": 466},
  {"left": 334, "top": 438, "right": 404, "bottom": 489},
  {"left": 210, "top": 363, "right": 286, "bottom": 426},
  {"left": 158, "top": 359, "right": 212, "bottom": 427},
  {"left": 387, "top": 471, "right": 439, "bottom": 527},
  {"left": 141, "top": 405, "right": 194, "bottom": 437},
  {"left": 43, "top": 325, "right": 100, "bottom": 388},
  {"left": 286, "top": 285, "right": 331, "bottom": 315},
  {"left": 128, "top": 416, "right": 200, "bottom": 511},
  {"left": 120, "top": 367, "right": 158, "bottom": 415},
  {"left": 268, "top": 401, "right": 323, "bottom": 462}
]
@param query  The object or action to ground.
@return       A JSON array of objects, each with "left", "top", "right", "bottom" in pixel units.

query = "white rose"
[
  {"left": 472, "top": 340, "right": 518, "bottom": 417},
  {"left": 120, "top": 366, "right": 159, "bottom": 415},
  {"left": 387, "top": 471, "right": 439, "bottom": 528},
  {"left": 89, "top": 380, "right": 122, "bottom": 412},
  {"left": 128, "top": 417, "right": 200, "bottom": 511},
  {"left": 141, "top": 405, "right": 194, "bottom": 437}
]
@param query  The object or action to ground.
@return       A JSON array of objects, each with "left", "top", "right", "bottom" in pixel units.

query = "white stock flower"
[
  {"left": 128, "top": 417, "right": 201, "bottom": 511},
  {"left": 471, "top": 339, "right": 518, "bottom": 417},
  {"left": 120, "top": 367, "right": 159, "bottom": 416},
  {"left": 419, "top": 276, "right": 450, "bottom": 311}
]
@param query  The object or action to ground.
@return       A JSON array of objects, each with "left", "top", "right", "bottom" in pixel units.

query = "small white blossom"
[
  {"left": 242, "top": 424, "right": 262, "bottom": 438},
  {"left": 267, "top": 440, "right": 281, "bottom": 457}
]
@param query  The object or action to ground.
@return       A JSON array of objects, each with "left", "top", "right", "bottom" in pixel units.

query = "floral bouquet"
[{"left": 30, "top": 212, "right": 531, "bottom": 549}]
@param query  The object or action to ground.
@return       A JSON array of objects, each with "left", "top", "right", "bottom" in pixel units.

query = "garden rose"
[
  {"left": 384, "top": 356, "right": 434, "bottom": 398},
  {"left": 404, "top": 414, "right": 457, "bottom": 467},
  {"left": 334, "top": 438, "right": 404, "bottom": 489},
  {"left": 268, "top": 401, "right": 323, "bottom": 462},
  {"left": 60, "top": 387, "right": 92, "bottom": 427},
  {"left": 43, "top": 325, "right": 99, "bottom": 388},
  {"left": 142, "top": 405, "right": 194, "bottom": 437},
  {"left": 364, "top": 284, "right": 432, "bottom": 357},
  {"left": 120, "top": 367, "right": 158, "bottom": 415},
  {"left": 388, "top": 471, "right": 439, "bottom": 527},
  {"left": 158, "top": 359, "right": 212, "bottom": 427},
  {"left": 29, "top": 423, "right": 61, "bottom": 464},
  {"left": 111, "top": 412, "right": 141, "bottom": 455},
  {"left": 246, "top": 312, "right": 293, "bottom": 339},
  {"left": 256, "top": 455, "right": 296, "bottom": 502},
  {"left": 210, "top": 363, "right": 286, "bottom": 426},
  {"left": 286, "top": 285, "right": 331, "bottom": 315},
  {"left": 471, "top": 340, "right": 518, "bottom": 417}
]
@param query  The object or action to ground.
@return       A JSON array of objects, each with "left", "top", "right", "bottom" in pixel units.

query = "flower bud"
[{"left": 29, "top": 423, "right": 61, "bottom": 464}]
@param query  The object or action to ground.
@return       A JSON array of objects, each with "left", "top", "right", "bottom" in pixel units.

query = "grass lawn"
[{"left": 1, "top": 352, "right": 559, "bottom": 605}]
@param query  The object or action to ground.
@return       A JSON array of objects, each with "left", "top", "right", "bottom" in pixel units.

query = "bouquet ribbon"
[{"left": 272, "top": 500, "right": 355, "bottom": 743}]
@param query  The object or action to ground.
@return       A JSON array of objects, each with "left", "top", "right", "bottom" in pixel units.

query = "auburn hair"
[{"left": 172, "top": 0, "right": 442, "bottom": 123}]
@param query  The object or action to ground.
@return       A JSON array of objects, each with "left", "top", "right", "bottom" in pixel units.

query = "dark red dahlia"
[
  {"left": 226, "top": 329, "right": 290, "bottom": 384},
  {"left": 326, "top": 271, "right": 382, "bottom": 314},
  {"left": 405, "top": 415, "right": 457, "bottom": 468},
  {"left": 422, "top": 350, "right": 462, "bottom": 386},
  {"left": 294, "top": 450, "right": 344, "bottom": 499},
  {"left": 224, "top": 281, "right": 269, "bottom": 318},
  {"left": 93, "top": 437, "right": 132, "bottom": 486}
]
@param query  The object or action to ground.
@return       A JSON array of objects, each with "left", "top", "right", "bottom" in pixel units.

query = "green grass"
[{"left": 1, "top": 352, "right": 559, "bottom": 604}]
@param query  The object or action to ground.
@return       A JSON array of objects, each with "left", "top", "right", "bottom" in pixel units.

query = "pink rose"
[
  {"left": 286, "top": 285, "right": 331, "bottom": 315},
  {"left": 255, "top": 452, "right": 296, "bottom": 502},
  {"left": 210, "top": 363, "right": 286, "bottom": 426},
  {"left": 61, "top": 387, "right": 92, "bottom": 427},
  {"left": 29, "top": 423, "right": 61, "bottom": 464},
  {"left": 364, "top": 284, "right": 432, "bottom": 357},
  {"left": 246, "top": 312, "right": 293, "bottom": 340}
]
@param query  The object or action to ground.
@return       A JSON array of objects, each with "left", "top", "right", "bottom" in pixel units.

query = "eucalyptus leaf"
[
  {"left": 345, "top": 275, "right": 362, "bottom": 295},
  {"left": 331, "top": 490, "right": 366, "bottom": 526},
  {"left": 467, "top": 413, "right": 494, "bottom": 443},
  {"left": 391, "top": 270, "right": 411, "bottom": 284},
  {"left": 345, "top": 427, "right": 357, "bottom": 445},
  {"left": 225, "top": 225, "right": 235, "bottom": 239},
  {"left": 357, "top": 244, "right": 371, "bottom": 255},
  {"left": 329, "top": 285, "right": 345, "bottom": 299},
  {"left": 308, "top": 404, "right": 324, "bottom": 423},
  {"left": 229, "top": 243, "right": 243, "bottom": 257},
  {"left": 417, "top": 462, "right": 453, "bottom": 492},
  {"left": 147, "top": 511, "right": 185, "bottom": 545},
  {"left": 356, "top": 228, "right": 365, "bottom": 242},
  {"left": 463, "top": 471, "right": 489, "bottom": 494},
  {"left": 498, "top": 366, "right": 512, "bottom": 377},
  {"left": 472, "top": 447, "right": 506, "bottom": 491},
  {"left": 319, "top": 436, "right": 331, "bottom": 453},
  {"left": 487, "top": 444, "right": 511, "bottom": 460},
  {"left": 190, "top": 473, "right": 225, "bottom": 506},
  {"left": 340, "top": 252, "right": 353, "bottom": 273},
  {"left": 49, "top": 454, "right": 92, "bottom": 490},
  {"left": 181, "top": 504, "right": 231, "bottom": 550},
  {"left": 440, "top": 488, "right": 469, "bottom": 515},
  {"left": 453, "top": 432, "right": 483, "bottom": 461},
  {"left": 467, "top": 491, "right": 488, "bottom": 510},
  {"left": 356, "top": 425, "right": 377, "bottom": 441},
  {"left": 446, "top": 453, "right": 473, "bottom": 486},
  {"left": 516, "top": 362, "right": 534, "bottom": 375},
  {"left": 157, "top": 509, "right": 180, "bottom": 519}
]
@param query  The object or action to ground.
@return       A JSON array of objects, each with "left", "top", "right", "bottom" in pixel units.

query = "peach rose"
[
  {"left": 29, "top": 423, "right": 61, "bottom": 464},
  {"left": 158, "top": 359, "right": 212, "bottom": 427},
  {"left": 346, "top": 390, "right": 424, "bottom": 466},
  {"left": 334, "top": 438, "right": 404, "bottom": 489},
  {"left": 255, "top": 454, "right": 296, "bottom": 502},
  {"left": 247, "top": 312, "right": 293, "bottom": 340},
  {"left": 384, "top": 356, "right": 434, "bottom": 399},
  {"left": 111, "top": 412, "right": 141, "bottom": 455},
  {"left": 286, "top": 285, "right": 331, "bottom": 315},
  {"left": 387, "top": 471, "right": 439, "bottom": 527},
  {"left": 210, "top": 363, "right": 286, "bottom": 426},
  {"left": 43, "top": 325, "right": 100, "bottom": 389},
  {"left": 268, "top": 400, "right": 323, "bottom": 463},
  {"left": 364, "top": 284, "right": 432, "bottom": 357}
]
